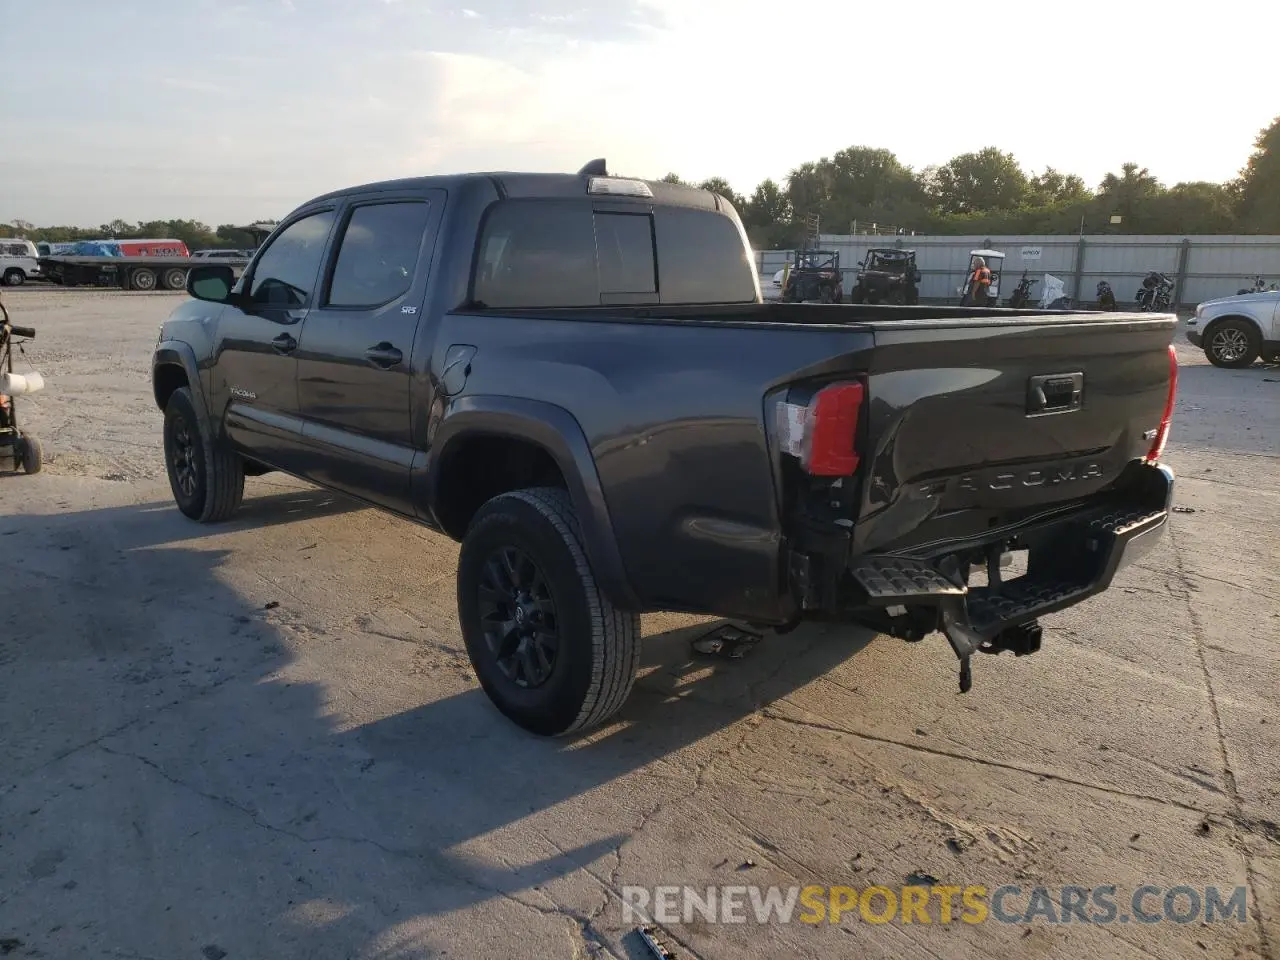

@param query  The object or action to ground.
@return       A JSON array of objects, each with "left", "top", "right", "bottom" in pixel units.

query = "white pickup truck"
[{"left": 1185, "top": 291, "right": 1280, "bottom": 367}]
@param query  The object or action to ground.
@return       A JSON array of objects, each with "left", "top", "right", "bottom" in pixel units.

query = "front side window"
[
  {"left": 328, "top": 202, "right": 431, "bottom": 308},
  {"left": 248, "top": 210, "right": 336, "bottom": 307}
]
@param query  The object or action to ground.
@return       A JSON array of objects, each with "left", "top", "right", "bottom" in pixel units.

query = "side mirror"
[
  {"left": 186, "top": 263, "right": 236, "bottom": 303},
  {"left": 857, "top": 260, "right": 865, "bottom": 267}
]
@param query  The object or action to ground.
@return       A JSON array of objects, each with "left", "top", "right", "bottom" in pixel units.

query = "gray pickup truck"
[{"left": 152, "top": 161, "right": 1179, "bottom": 736}]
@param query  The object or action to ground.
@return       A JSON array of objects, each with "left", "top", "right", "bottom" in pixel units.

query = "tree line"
[
  {"left": 0, "top": 219, "right": 272, "bottom": 252},
  {"left": 4, "top": 115, "right": 1277, "bottom": 251},
  {"left": 666, "top": 114, "right": 1280, "bottom": 249}
]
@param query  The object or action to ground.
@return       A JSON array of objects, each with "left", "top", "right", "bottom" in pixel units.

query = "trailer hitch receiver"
[{"left": 980, "top": 621, "right": 1043, "bottom": 657}]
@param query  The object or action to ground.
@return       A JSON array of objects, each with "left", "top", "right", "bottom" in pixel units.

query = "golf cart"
[
  {"left": 780, "top": 250, "right": 843, "bottom": 303},
  {"left": 0, "top": 292, "right": 45, "bottom": 474},
  {"left": 958, "top": 248, "right": 1005, "bottom": 306},
  {"left": 848, "top": 248, "right": 921, "bottom": 305}
]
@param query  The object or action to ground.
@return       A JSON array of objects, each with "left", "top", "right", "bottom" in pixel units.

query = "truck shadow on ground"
[{"left": 0, "top": 487, "right": 877, "bottom": 959}]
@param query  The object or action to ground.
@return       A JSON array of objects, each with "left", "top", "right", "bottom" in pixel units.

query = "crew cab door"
[
  {"left": 211, "top": 208, "right": 337, "bottom": 471},
  {"left": 296, "top": 192, "right": 444, "bottom": 513}
]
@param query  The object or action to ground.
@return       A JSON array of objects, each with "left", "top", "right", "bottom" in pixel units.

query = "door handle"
[
  {"left": 365, "top": 342, "right": 404, "bottom": 369},
  {"left": 271, "top": 332, "right": 297, "bottom": 354}
]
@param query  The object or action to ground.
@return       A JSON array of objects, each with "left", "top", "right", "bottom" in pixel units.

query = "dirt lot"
[{"left": 1, "top": 286, "right": 1277, "bottom": 960}]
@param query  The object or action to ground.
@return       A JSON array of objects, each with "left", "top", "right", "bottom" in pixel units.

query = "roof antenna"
[{"left": 578, "top": 158, "right": 608, "bottom": 177}]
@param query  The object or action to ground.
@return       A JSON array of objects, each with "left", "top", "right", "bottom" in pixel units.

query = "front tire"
[
  {"left": 458, "top": 487, "right": 640, "bottom": 736},
  {"left": 1205, "top": 319, "right": 1260, "bottom": 369},
  {"left": 163, "top": 386, "right": 244, "bottom": 522}
]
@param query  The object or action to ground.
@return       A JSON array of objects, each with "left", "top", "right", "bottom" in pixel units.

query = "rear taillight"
[
  {"left": 1145, "top": 344, "right": 1178, "bottom": 463},
  {"left": 800, "top": 382, "right": 864, "bottom": 476}
]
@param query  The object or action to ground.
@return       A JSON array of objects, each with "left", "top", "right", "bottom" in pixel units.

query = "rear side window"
[
  {"left": 654, "top": 206, "right": 756, "bottom": 304},
  {"left": 328, "top": 201, "right": 431, "bottom": 308},
  {"left": 473, "top": 201, "right": 598, "bottom": 308}
]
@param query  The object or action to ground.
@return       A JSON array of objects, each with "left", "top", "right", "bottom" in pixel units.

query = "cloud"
[{"left": 160, "top": 76, "right": 228, "bottom": 95}]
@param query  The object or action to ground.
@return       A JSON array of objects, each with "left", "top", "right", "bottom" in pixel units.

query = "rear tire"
[
  {"left": 458, "top": 487, "right": 640, "bottom": 736},
  {"left": 849, "top": 286, "right": 865, "bottom": 304},
  {"left": 1205, "top": 318, "right": 1260, "bottom": 369},
  {"left": 130, "top": 268, "right": 157, "bottom": 291},
  {"left": 162, "top": 267, "right": 187, "bottom": 291},
  {"left": 163, "top": 386, "right": 244, "bottom": 522},
  {"left": 17, "top": 434, "right": 42, "bottom": 474},
  {"left": 3, "top": 269, "right": 24, "bottom": 286}
]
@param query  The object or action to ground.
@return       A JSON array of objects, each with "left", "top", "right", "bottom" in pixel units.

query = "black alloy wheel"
[
  {"left": 170, "top": 415, "right": 199, "bottom": 500},
  {"left": 477, "top": 546, "right": 560, "bottom": 688}
]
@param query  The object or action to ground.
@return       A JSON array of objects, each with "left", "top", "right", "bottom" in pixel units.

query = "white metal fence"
[{"left": 753, "top": 235, "right": 1280, "bottom": 307}]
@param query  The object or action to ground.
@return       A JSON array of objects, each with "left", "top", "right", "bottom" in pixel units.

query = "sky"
[{"left": 1, "top": 0, "right": 1274, "bottom": 228}]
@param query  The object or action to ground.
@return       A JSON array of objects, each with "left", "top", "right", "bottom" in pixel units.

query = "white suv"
[
  {"left": 1185, "top": 290, "right": 1280, "bottom": 368},
  {"left": 0, "top": 238, "right": 40, "bottom": 285}
]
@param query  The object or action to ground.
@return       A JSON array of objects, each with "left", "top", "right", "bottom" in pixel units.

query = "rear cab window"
[{"left": 472, "top": 198, "right": 756, "bottom": 309}]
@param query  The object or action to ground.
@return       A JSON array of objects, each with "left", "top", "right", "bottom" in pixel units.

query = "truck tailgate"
[{"left": 853, "top": 313, "right": 1176, "bottom": 554}]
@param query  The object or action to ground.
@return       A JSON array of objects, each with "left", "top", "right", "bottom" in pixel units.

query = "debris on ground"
[
  {"left": 906, "top": 871, "right": 940, "bottom": 886},
  {"left": 264, "top": 600, "right": 280, "bottom": 610},
  {"left": 0, "top": 940, "right": 24, "bottom": 956},
  {"left": 737, "top": 858, "right": 756, "bottom": 871},
  {"left": 202, "top": 946, "right": 228, "bottom": 960},
  {"left": 1197, "top": 818, "right": 1212, "bottom": 836},
  {"left": 637, "top": 926, "right": 679, "bottom": 958},
  {"left": 1130, "top": 833, "right": 1141, "bottom": 842},
  {"left": 1172, "top": 506, "right": 1197, "bottom": 514},
  {"left": 691, "top": 624, "right": 761, "bottom": 660}
]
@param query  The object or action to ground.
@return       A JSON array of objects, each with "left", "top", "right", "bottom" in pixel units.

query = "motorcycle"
[
  {"left": 1007, "top": 272, "right": 1035, "bottom": 308},
  {"left": 1096, "top": 280, "right": 1117, "bottom": 310},
  {"left": 1237, "top": 276, "right": 1277, "bottom": 295},
  {"left": 1135, "top": 271, "right": 1174, "bottom": 312}
]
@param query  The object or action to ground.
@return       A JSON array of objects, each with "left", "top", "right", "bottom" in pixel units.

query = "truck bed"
[{"left": 438, "top": 304, "right": 1177, "bottom": 620}]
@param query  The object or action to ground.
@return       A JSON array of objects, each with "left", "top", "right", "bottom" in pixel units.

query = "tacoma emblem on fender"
[{"left": 230, "top": 386, "right": 256, "bottom": 401}]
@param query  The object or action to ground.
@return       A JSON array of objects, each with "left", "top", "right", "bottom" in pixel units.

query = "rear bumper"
[{"left": 795, "top": 461, "right": 1175, "bottom": 637}]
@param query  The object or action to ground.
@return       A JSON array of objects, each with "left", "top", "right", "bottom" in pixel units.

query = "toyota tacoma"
[{"left": 152, "top": 160, "right": 1179, "bottom": 736}]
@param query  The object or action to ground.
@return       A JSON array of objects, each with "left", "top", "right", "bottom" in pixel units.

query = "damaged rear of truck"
[
  {"left": 757, "top": 309, "right": 1177, "bottom": 692},
  {"left": 154, "top": 167, "right": 1178, "bottom": 733}
]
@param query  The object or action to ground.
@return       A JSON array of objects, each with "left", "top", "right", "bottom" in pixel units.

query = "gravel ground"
[{"left": 1, "top": 286, "right": 1277, "bottom": 960}]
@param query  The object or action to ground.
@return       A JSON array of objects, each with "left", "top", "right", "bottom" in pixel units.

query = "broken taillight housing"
[
  {"left": 1144, "top": 344, "right": 1178, "bottom": 463},
  {"left": 791, "top": 382, "right": 864, "bottom": 476}
]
